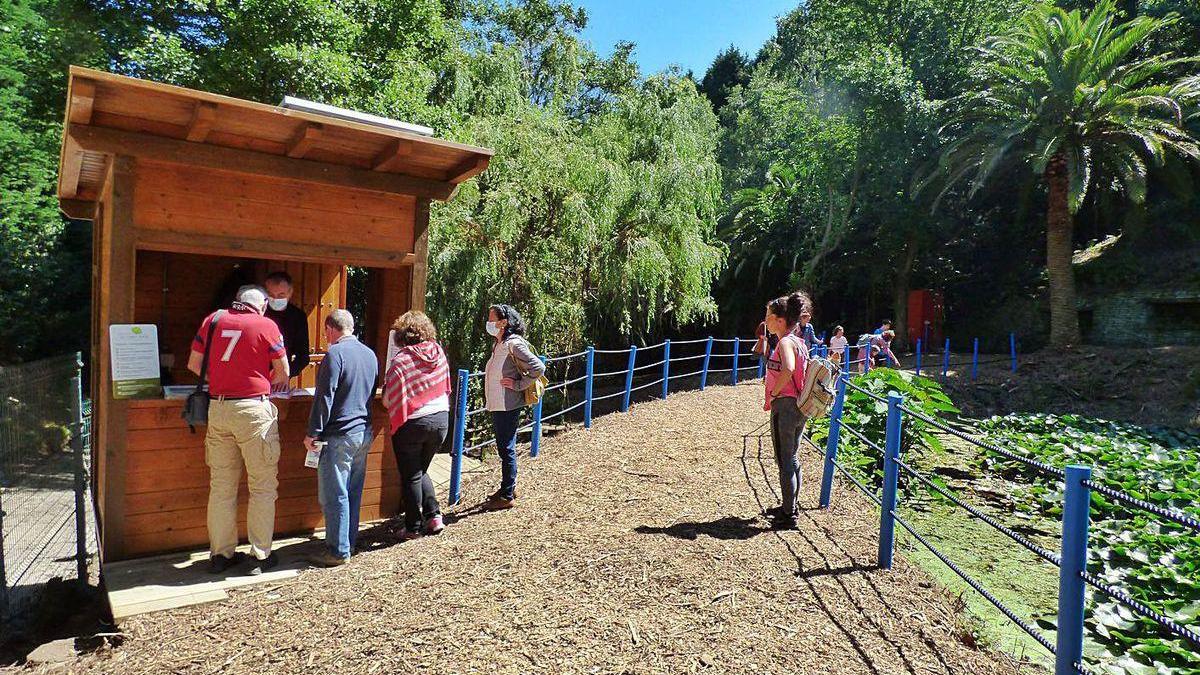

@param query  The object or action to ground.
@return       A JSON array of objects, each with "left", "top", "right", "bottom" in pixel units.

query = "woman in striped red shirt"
[{"left": 383, "top": 311, "right": 452, "bottom": 540}]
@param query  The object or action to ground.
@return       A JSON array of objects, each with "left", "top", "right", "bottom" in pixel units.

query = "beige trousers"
[{"left": 204, "top": 398, "right": 281, "bottom": 560}]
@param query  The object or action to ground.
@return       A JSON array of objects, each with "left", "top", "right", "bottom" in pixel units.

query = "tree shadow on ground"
[
  {"left": 739, "top": 425, "right": 954, "bottom": 675},
  {"left": 634, "top": 516, "right": 766, "bottom": 541}
]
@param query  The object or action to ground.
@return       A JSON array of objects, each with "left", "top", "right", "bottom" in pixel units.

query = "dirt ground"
[
  {"left": 36, "top": 382, "right": 1025, "bottom": 675},
  {"left": 935, "top": 345, "right": 1200, "bottom": 429}
]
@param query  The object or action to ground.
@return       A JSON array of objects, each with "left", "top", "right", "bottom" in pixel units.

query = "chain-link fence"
[{"left": 0, "top": 353, "right": 96, "bottom": 635}]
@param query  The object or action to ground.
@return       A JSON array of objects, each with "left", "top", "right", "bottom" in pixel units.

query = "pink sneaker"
[{"left": 425, "top": 514, "right": 445, "bottom": 535}]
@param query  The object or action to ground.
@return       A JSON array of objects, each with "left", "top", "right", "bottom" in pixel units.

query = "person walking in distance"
[
  {"left": 305, "top": 310, "right": 378, "bottom": 567},
  {"left": 828, "top": 326, "right": 848, "bottom": 366},
  {"left": 383, "top": 311, "right": 452, "bottom": 541},
  {"left": 482, "top": 304, "right": 546, "bottom": 511},
  {"left": 187, "top": 285, "right": 288, "bottom": 575},
  {"left": 796, "top": 309, "right": 822, "bottom": 353},
  {"left": 762, "top": 291, "right": 812, "bottom": 530}
]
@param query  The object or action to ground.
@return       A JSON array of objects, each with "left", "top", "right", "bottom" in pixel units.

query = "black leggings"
[{"left": 390, "top": 411, "right": 449, "bottom": 528}]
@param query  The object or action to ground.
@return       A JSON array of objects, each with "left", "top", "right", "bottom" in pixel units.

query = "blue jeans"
[
  {"left": 317, "top": 428, "right": 370, "bottom": 559},
  {"left": 491, "top": 409, "right": 521, "bottom": 499}
]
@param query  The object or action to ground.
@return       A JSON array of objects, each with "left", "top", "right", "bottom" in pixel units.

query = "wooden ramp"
[{"left": 104, "top": 452, "right": 480, "bottom": 619}]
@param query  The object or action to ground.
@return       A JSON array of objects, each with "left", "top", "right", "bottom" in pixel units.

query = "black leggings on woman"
[{"left": 390, "top": 411, "right": 449, "bottom": 529}]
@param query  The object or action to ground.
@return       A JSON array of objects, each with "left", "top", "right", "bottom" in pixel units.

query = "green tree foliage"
[
  {"left": 715, "top": 0, "right": 1027, "bottom": 338},
  {"left": 0, "top": 0, "right": 98, "bottom": 363},
  {"left": 698, "top": 45, "right": 751, "bottom": 113},
  {"left": 924, "top": 0, "right": 1200, "bottom": 347},
  {"left": 0, "top": 0, "right": 724, "bottom": 367}
]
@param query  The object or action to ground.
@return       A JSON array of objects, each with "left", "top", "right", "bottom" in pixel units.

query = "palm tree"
[
  {"left": 924, "top": 0, "right": 1200, "bottom": 346},
  {"left": 725, "top": 164, "right": 805, "bottom": 289}
]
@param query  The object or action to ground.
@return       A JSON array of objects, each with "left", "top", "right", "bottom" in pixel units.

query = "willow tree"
[{"left": 926, "top": 0, "right": 1200, "bottom": 346}]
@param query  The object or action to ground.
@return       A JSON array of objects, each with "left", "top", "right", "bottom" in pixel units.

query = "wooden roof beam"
[
  {"left": 59, "top": 77, "right": 95, "bottom": 198},
  {"left": 59, "top": 198, "right": 98, "bottom": 221},
  {"left": 69, "top": 78, "right": 95, "bottom": 125},
  {"left": 68, "top": 123, "right": 458, "bottom": 201},
  {"left": 371, "top": 138, "right": 414, "bottom": 171},
  {"left": 446, "top": 155, "right": 490, "bottom": 183},
  {"left": 185, "top": 101, "right": 217, "bottom": 142},
  {"left": 59, "top": 137, "right": 85, "bottom": 198},
  {"left": 136, "top": 228, "right": 417, "bottom": 268},
  {"left": 285, "top": 123, "right": 323, "bottom": 158}
]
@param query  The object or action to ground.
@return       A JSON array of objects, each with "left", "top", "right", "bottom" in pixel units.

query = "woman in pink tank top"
[{"left": 762, "top": 291, "right": 812, "bottom": 530}]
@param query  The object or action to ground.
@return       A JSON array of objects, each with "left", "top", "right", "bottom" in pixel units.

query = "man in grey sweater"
[{"left": 305, "top": 309, "right": 378, "bottom": 566}]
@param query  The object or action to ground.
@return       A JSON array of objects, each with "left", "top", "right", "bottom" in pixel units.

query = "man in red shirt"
[{"left": 188, "top": 285, "right": 289, "bottom": 575}]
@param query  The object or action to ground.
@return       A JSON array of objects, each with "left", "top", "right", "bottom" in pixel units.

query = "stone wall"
[{"left": 1080, "top": 290, "right": 1200, "bottom": 346}]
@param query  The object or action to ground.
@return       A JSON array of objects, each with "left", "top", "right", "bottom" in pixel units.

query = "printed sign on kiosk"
[{"left": 109, "top": 324, "right": 163, "bottom": 399}]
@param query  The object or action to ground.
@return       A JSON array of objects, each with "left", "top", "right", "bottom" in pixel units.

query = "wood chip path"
[{"left": 58, "top": 381, "right": 1023, "bottom": 674}]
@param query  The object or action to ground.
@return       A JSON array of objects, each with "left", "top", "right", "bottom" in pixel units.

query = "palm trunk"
[{"left": 1045, "top": 156, "right": 1081, "bottom": 347}]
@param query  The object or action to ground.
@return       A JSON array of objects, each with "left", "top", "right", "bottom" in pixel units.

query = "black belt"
[{"left": 212, "top": 394, "right": 268, "bottom": 401}]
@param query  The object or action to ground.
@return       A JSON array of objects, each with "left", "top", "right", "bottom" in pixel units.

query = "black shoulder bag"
[{"left": 182, "top": 310, "right": 223, "bottom": 433}]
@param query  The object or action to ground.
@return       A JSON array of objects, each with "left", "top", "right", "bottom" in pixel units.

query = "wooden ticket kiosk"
[{"left": 57, "top": 67, "right": 492, "bottom": 561}]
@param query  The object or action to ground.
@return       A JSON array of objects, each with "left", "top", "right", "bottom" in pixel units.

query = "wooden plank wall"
[
  {"left": 132, "top": 160, "right": 416, "bottom": 258},
  {"left": 96, "top": 156, "right": 138, "bottom": 561},
  {"left": 122, "top": 400, "right": 400, "bottom": 558},
  {"left": 133, "top": 251, "right": 345, "bottom": 388},
  {"left": 364, "top": 268, "right": 411, "bottom": 372}
]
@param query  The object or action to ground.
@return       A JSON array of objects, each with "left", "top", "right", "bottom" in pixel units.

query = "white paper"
[
  {"left": 109, "top": 324, "right": 162, "bottom": 398},
  {"left": 386, "top": 329, "right": 399, "bottom": 368}
]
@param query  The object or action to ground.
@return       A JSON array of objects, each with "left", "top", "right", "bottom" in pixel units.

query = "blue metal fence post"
[
  {"left": 864, "top": 337, "right": 871, "bottom": 375},
  {"left": 1055, "top": 465, "right": 1093, "bottom": 675},
  {"left": 620, "top": 345, "right": 637, "bottom": 412},
  {"left": 915, "top": 338, "right": 922, "bottom": 376},
  {"left": 972, "top": 338, "right": 979, "bottom": 381},
  {"left": 1010, "top": 332, "right": 1018, "bottom": 373},
  {"left": 449, "top": 368, "right": 469, "bottom": 505},
  {"left": 879, "top": 392, "right": 904, "bottom": 569},
  {"left": 942, "top": 338, "right": 951, "bottom": 377},
  {"left": 662, "top": 340, "right": 671, "bottom": 398},
  {"left": 819, "top": 368, "right": 848, "bottom": 509},
  {"left": 531, "top": 356, "right": 547, "bottom": 456},
  {"left": 700, "top": 337, "right": 713, "bottom": 390},
  {"left": 731, "top": 338, "right": 740, "bottom": 385},
  {"left": 583, "top": 347, "right": 595, "bottom": 428}
]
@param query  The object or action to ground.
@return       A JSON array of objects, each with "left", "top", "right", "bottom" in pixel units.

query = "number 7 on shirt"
[{"left": 219, "top": 329, "right": 243, "bottom": 361}]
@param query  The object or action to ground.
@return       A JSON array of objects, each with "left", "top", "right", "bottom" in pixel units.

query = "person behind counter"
[
  {"left": 304, "top": 309, "right": 379, "bottom": 567},
  {"left": 264, "top": 271, "right": 311, "bottom": 388},
  {"left": 187, "top": 285, "right": 289, "bottom": 576}
]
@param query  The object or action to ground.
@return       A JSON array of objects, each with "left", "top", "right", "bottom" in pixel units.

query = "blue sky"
[{"left": 577, "top": 0, "right": 797, "bottom": 76}]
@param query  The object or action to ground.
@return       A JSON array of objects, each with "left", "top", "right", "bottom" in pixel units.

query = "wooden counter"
[{"left": 120, "top": 397, "right": 399, "bottom": 558}]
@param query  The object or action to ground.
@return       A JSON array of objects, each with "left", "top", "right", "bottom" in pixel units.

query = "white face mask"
[
  {"left": 268, "top": 298, "right": 288, "bottom": 311},
  {"left": 485, "top": 321, "right": 500, "bottom": 337}
]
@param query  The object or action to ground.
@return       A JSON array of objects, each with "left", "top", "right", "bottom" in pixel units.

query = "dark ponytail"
[{"left": 766, "top": 290, "right": 813, "bottom": 327}]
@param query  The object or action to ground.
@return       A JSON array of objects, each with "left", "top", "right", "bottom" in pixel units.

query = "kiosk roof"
[{"left": 58, "top": 66, "right": 493, "bottom": 207}]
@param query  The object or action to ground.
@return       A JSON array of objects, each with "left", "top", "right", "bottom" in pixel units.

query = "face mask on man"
[
  {"left": 268, "top": 298, "right": 288, "bottom": 312},
  {"left": 485, "top": 321, "right": 500, "bottom": 337}
]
